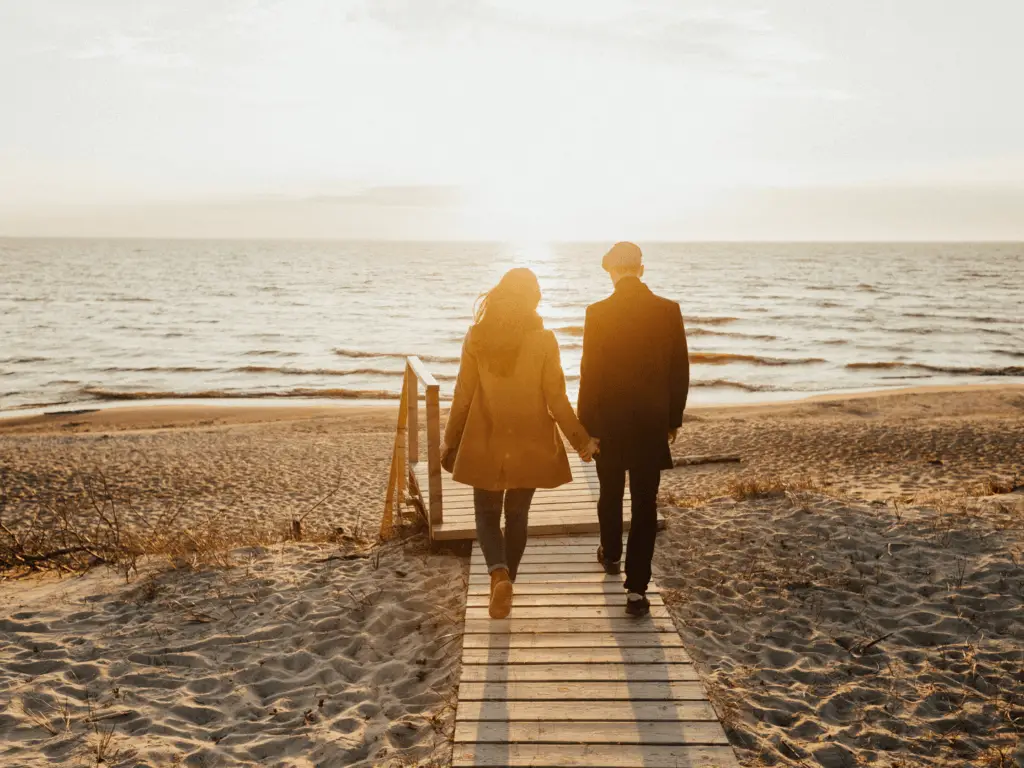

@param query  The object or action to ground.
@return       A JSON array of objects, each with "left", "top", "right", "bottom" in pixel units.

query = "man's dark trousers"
[{"left": 596, "top": 457, "right": 660, "bottom": 595}]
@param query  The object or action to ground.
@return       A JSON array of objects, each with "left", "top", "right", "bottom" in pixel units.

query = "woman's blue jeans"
[{"left": 473, "top": 488, "right": 536, "bottom": 581}]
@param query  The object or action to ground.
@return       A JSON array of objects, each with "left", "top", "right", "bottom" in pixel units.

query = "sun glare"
[{"left": 512, "top": 242, "right": 556, "bottom": 270}]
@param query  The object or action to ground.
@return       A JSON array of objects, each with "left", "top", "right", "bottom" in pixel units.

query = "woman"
[{"left": 441, "top": 268, "right": 599, "bottom": 619}]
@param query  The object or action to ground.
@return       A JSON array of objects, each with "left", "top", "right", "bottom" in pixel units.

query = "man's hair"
[{"left": 602, "top": 241, "right": 643, "bottom": 273}]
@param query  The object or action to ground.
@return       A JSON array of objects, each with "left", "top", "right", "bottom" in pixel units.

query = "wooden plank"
[
  {"left": 458, "top": 663, "right": 699, "bottom": 682},
  {"left": 442, "top": 499, "right": 601, "bottom": 511},
  {"left": 462, "top": 633, "right": 684, "bottom": 649},
  {"left": 454, "top": 720, "right": 729, "bottom": 746},
  {"left": 425, "top": 384, "right": 443, "bottom": 529},
  {"left": 452, "top": 743, "right": 739, "bottom": 767},
  {"left": 395, "top": 380, "right": 407, "bottom": 517},
  {"left": 465, "top": 593, "right": 664, "bottom": 607},
  {"left": 443, "top": 505, "right": 602, "bottom": 521},
  {"left": 435, "top": 482, "right": 601, "bottom": 494},
  {"left": 457, "top": 681, "right": 708, "bottom": 701},
  {"left": 460, "top": 647, "right": 691, "bottom": 665},
  {"left": 467, "top": 582, "right": 659, "bottom": 596},
  {"left": 434, "top": 484, "right": 605, "bottom": 499},
  {"left": 455, "top": 699, "right": 718, "bottom": 722},
  {"left": 470, "top": 552, "right": 615, "bottom": 563},
  {"left": 437, "top": 490, "right": 605, "bottom": 503},
  {"left": 433, "top": 521, "right": 604, "bottom": 541},
  {"left": 469, "top": 563, "right": 608, "bottom": 576},
  {"left": 444, "top": 514, "right": 602, "bottom": 528},
  {"left": 435, "top": 522, "right": 609, "bottom": 540},
  {"left": 464, "top": 605, "right": 670, "bottom": 620},
  {"left": 468, "top": 572, "right": 627, "bottom": 584},
  {"left": 498, "top": 544, "right": 613, "bottom": 554},
  {"left": 406, "top": 364, "right": 419, "bottom": 464},
  {"left": 463, "top": 618, "right": 678, "bottom": 634},
  {"left": 472, "top": 552, "right": 611, "bottom": 563},
  {"left": 380, "top": 377, "right": 410, "bottom": 541},
  {"left": 504, "top": 535, "right": 602, "bottom": 547},
  {"left": 435, "top": 516, "right": 662, "bottom": 541},
  {"left": 436, "top": 491, "right": 605, "bottom": 504},
  {"left": 407, "top": 355, "right": 438, "bottom": 387}
]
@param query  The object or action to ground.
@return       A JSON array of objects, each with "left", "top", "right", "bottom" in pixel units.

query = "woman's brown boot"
[{"left": 489, "top": 568, "right": 513, "bottom": 619}]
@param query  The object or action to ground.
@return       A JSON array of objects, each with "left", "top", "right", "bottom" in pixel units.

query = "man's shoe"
[
  {"left": 489, "top": 568, "right": 514, "bottom": 619},
  {"left": 625, "top": 593, "right": 650, "bottom": 617},
  {"left": 596, "top": 545, "right": 621, "bottom": 576}
]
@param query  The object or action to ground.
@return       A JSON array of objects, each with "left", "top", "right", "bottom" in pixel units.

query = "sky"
[{"left": 1, "top": 0, "right": 1023, "bottom": 240}]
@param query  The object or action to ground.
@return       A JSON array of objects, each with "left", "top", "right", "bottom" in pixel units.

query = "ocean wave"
[
  {"left": 691, "top": 353, "right": 824, "bottom": 366},
  {"left": 334, "top": 348, "right": 460, "bottom": 365},
  {"left": 244, "top": 349, "right": 300, "bottom": 357},
  {"left": 234, "top": 365, "right": 402, "bottom": 377},
  {"left": 904, "top": 312, "right": 1019, "bottom": 325},
  {"left": 80, "top": 386, "right": 404, "bottom": 401},
  {"left": 846, "top": 362, "right": 1024, "bottom": 376},
  {"left": 690, "top": 379, "right": 778, "bottom": 392},
  {"left": 687, "top": 315, "right": 740, "bottom": 325},
  {"left": 99, "top": 365, "right": 220, "bottom": 374},
  {"left": 687, "top": 328, "right": 779, "bottom": 341},
  {"left": 884, "top": 324, "right": 1015, "bottom": 338},
  {"left": 2, "top": 356, "right": 50, "bottom": 364},
  {"left": 994, "top": 349, "right": 1024, "bottom": 359},
  {"left": 553, "top": 325, "right": 585, "bottom": 337},
  {"left": 846, "top": 361, "right": 904, "bottom": 370}
]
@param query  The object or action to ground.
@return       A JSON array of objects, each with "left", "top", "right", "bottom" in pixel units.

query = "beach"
[{"left": 1, "top": 385, "right": 1022, "bottom": 766}]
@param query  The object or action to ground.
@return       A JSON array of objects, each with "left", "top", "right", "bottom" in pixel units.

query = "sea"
[{"left": 1, "top": 239, "right": 1021, "bottom": 414}]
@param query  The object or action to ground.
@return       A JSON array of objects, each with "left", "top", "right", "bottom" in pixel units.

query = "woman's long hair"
[{"left": 471, "top": 268, "right": 543, "bottom": 376}]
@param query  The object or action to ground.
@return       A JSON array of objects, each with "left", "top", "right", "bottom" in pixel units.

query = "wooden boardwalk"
[
  {"left": 452, "top": 533, "right": 740, "bottom": 768},
  {"left": 396, "top": 357, "right": 736, "bottom": 765},
  {"left": 413, "top": 453, "right": 660, "bottom": 541}
]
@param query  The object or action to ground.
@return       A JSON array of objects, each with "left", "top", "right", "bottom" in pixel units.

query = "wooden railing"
[{"left": 382, "top": 356, "right": 443, "bottom": 540}]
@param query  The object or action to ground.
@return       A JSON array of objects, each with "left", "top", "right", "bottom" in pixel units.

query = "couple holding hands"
[{"left": 441, "top": 242, "right": 690, "bottom": 619}]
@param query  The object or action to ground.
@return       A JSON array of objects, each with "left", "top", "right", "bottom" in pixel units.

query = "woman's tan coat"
[{"left": 443, "top": 327, "right": 590, "bottom": 491}]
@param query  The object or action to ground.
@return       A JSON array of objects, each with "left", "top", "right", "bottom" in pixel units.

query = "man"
[{"left": 578, "top": 242, "right": 689, "bottom": 617}]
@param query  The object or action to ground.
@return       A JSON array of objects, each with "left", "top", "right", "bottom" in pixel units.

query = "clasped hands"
[
  {"left": 579, "top": 429, "right": 677, "bottom": 462},
  {"left": 578, "top": 437, "right": 600, "bottom": 462}
]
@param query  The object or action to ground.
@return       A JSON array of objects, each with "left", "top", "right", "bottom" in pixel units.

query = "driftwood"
[{"left": 673, "top": 454, "right": 742, "bottom": 468}]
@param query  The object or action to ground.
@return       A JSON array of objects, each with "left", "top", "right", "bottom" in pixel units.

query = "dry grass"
[
  {"left": 0, "top": 467, "right": 412, "bottom": 580},
  {"left": 962, "top": 474, "right": 1023, "bottom": 497},
  {"left": 727, "top": 473, "right": 831, "bottom": 501},
  {"left": 659, "top": 473, "right": 838, "bottom": 509}
]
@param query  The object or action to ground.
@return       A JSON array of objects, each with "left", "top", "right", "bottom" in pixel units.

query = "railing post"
[
  {"left": 406, "top": 362, "right": 419, "bottom": 465},
  {"left": 425, "top": 383, "right": 443, "bottom": 528}
]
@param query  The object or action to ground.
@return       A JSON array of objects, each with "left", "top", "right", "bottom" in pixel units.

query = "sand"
[
  {"left": 0, "top": 405, "right": 398, "bottom": 544},
  {"left": 662, "top": 384, "right": 1024, "bottom": 504},
  {"left": 1, "top": 384, "right": 1022, "bottom": 766},
  {"left": 656, "top": 491, "right": 1023, "bottom": 767},
  {"left": 0, "top": 539, "right": 467, "bottom": 767}
]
